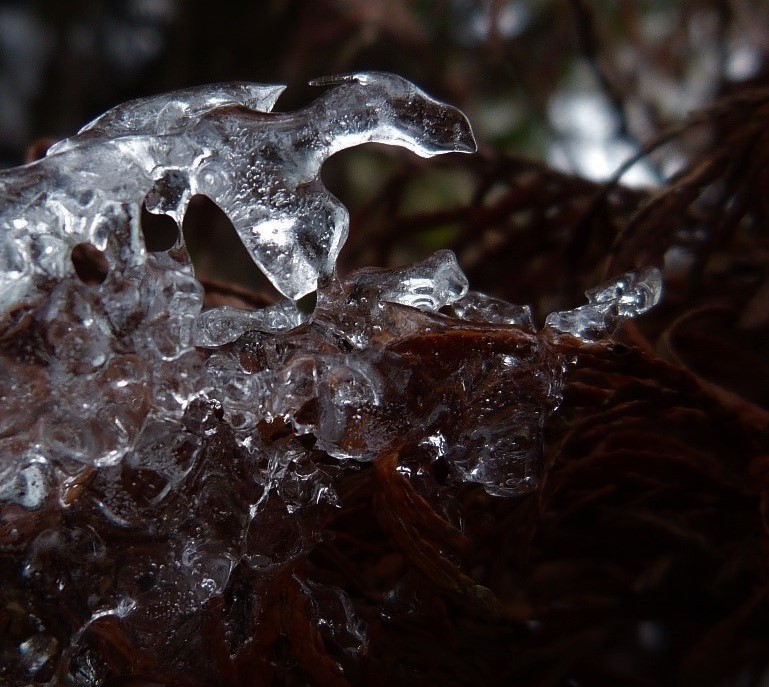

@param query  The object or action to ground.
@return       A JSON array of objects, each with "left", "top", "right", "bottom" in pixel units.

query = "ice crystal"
[
  {"left": 544, "top": 267, "right": 663, "bottom": 341},
  {"left": 0, "top": 75, "right": 660, "bottom": 685}
]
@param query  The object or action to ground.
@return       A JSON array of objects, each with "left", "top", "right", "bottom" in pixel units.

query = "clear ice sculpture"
[
  {"left": 0, "top": 72, "right": 476, "bottom": 319},
  {"left": 0, "top": 74, "right": 662, "bottom": 685}
]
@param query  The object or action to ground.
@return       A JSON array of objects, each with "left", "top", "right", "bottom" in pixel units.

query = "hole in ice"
[
  {"left": 182, "top": 194, "right": 284, "bottom": 308},
  {"left": 296, "top": 290, "right": 317, "bottom": 314},
  {"left": 140, "top": 203, "right": 180, "bottom": 252},
  {"left": 71, "top": 242, "right": 108, "bottom": 285}
]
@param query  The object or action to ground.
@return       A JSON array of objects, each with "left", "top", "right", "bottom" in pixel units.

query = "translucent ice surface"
[
  {"left": 545, "top": 267, "right": 663, "bottom": 341},
  {"left": 0, "top": 76, "right": 660, "bottom": 685}
]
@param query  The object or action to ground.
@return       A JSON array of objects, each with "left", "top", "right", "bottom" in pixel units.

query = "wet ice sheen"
[{"left": 0, "top": 75, "right": 661, "bottom": 684}]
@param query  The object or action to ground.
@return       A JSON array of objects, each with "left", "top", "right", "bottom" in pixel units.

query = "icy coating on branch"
[{"left": 0, "top": 77, "right": 661, "bottom": 685}]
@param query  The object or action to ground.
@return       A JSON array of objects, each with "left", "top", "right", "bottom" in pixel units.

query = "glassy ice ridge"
[{"left": 0, "top": 76, "right": 661, "bottom": 685}]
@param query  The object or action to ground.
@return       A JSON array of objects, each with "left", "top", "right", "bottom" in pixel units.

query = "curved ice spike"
[
  {"left": 309, "top": 72, "right": 477, "bottom": 156},
  {"left": 200, "top": 72, "right": 476, "bottom": 299},
  {"left": 48, "top": 82, "right": 287, "bottom": 154},
  {"left": 544, "top": 267, "right": 662, "bottom": 341},
  {"left": 0, "top": 74, "right": 476, "bottom": 323}
]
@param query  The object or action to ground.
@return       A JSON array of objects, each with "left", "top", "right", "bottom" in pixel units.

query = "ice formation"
[
  {"left": 545, "top": 267, "right": 663, "bottom": 341},
  {"left": 0, "top": 76, "right": 661, "bottom": 685}
]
